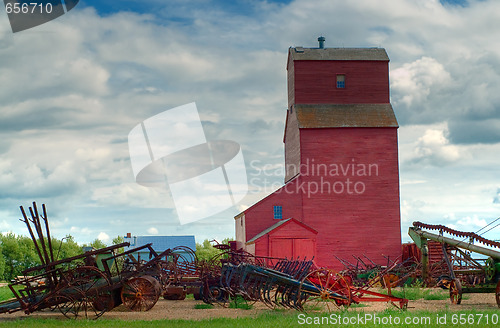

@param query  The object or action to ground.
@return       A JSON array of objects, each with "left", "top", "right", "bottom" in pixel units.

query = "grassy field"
[
  {"left": 1, "top": 309, "right": 500, "bottom": 328},
  {"left": 390, "top": 287, "right": 450, "bottom": 300},
  {"left": 1, "top": 285, "right": 496, "bottom": 327},
  {"left": 0, "top": 286, "right": 18, "bottom": 303}
]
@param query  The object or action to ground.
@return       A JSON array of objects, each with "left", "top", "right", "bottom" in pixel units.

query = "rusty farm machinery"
[
  {"left": 335, "top": 253, "right": 421, "bottom": 289},
  {"left": 0, "top": 202, "right": 190, "bottom": 318},
  {"left": 211, "top": 262, "right": 409, "bottom": 311},
  {"left": 199, "top": 244, "right": 409, "bottom": 311},
  {"left": 409, "top": 221, "right": 500, "bottom": 306},
  {"left": 0, "top": 203, "right": 408, "bottom": 319}
]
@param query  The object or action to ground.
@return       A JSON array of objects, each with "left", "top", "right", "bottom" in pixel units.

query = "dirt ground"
[{"left": 0, "top": 292, "right": 498, "bottom": 321}]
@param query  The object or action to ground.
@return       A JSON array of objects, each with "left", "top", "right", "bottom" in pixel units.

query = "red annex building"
[{"left": 235, "top": 41, "right": 402, "bottom": 269}]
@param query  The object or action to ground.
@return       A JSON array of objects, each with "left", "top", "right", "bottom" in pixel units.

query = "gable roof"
[
  {"left": 295, "top": 104, "right": 398, "bottom": 128},
  {"left": 288, "top": 47, "right": 389, "bottom": 62},
  {"left": 124, "top": 235, "right": 196, "bottom": 253},
  {"left": 246, "top": 218, "right": 317, "bottom": 244}
]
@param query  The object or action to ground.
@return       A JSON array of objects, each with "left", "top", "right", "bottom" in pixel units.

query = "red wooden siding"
[
  {"left": 293, "top": 60, "right": 389, "bottom": 104},
  {"left": 293, "top": 239, "right": 315, "bottom": 258},
  {"left": 403, "top": 242, "right": 449, "bottom": 267},
  {"left": 236, "top": 46, "right": 401, "bottom": 270},
  {"left": 242, "top": 178, "right": 304, "bottom": 243},
  {"left": 284, "top": 110, "right": 301, "bottom": 182},
  {"left": 299, "top": 127, "right": 401, "bottom": 268},
  {"left": 251, "top": 219, "right": 318, "bottom": 261},
  {"left": 270, "top": 239, "right": 315, "bottom": 259}
]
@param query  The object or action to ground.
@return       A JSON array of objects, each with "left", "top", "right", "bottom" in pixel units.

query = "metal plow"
[{"left": 218, "top": 260, "right": 322, "bottom": 310}]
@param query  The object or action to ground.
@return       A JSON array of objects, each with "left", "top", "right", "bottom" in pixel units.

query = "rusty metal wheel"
[
  {"left": 450, "top": 278, "right": 462, "bottom": 304},
  {"left": 59, "top": 266, "right": 113, "bottom": 319},
  {"left": 382, "top": 274, "right": 400, "bottom": 288},
  {"left": 52, "top": 294, "right": 79, "bottom": 319},
  {"left": 206, "top": 285, "right": 230, "bottom": 306},
  {"left": 299, "top": 269, "right": 351, "bottom": 312},
  {"left": 121, "top": 275, "right": 162, "bottom": 311}
]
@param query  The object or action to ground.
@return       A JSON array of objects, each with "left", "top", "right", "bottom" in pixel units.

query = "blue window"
[
  {"left": 336, "top": 74, "right": 345, "bottom": 88},
  {"left": 273, "top": 206, "right": 283, "bottom": 219}
]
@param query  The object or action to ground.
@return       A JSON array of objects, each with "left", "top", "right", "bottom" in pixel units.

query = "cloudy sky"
[{"left": 0, "top": 0, "right": 499, "bottom": 246}]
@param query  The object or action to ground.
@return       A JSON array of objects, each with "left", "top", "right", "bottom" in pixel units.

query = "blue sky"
[
  {"left": 1, "top": 0, "right": 500, "bottom": 249},
  {"left": 79, "top": 0, "right": 292, "bottom": 19},
  {"left": 79, "top": 0, "right": 467, "bottom": 16}
]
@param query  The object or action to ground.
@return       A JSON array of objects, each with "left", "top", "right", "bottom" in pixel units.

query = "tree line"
[
  {"left": 195, "top": 238, "right": 233, "bottom": 262},
  {"left": 0, "top": 233, "right": 123, "bottom": 281},
  {"left": 0, "top": 234, "right": 233, "bottom": 281}
]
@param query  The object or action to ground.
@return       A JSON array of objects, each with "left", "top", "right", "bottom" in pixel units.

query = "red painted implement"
[
  {"left": 203, "top": 245, "right": 408, "bottom": 311},
  {"left": 300, "top": 269, "right": 409, "bottom": 311}
]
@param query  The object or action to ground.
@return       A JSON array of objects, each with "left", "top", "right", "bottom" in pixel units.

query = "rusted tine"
[
  {"left": 28, "top": 205, "right": 52, "bottom": 268},
  {"left": 19, "top": 206, "right": 45, "bottom": 267},
  {"left": 41, "top": 204, "right": 55, "bottom": 263}
]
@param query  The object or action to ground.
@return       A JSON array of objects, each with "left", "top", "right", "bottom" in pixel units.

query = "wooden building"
[{"left": 235, "top": 40, "right": 402, "bottom": 268}]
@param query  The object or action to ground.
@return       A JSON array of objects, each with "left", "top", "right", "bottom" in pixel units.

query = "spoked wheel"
[
  {"left": 450, "top": 278, "right": 462, "bottom": 305},
  {"left": 382, "top": 274, "right": 400, "bottom": 288},
  {"left": 299, "top": 269, "right": 352, "bottom": 312},
  {"left": 495, "top": 280, "right": 500, "bottom": 308},
  {"left": 206, "top": 286, "right": 230, "bottom": 306},
  {"left": 60, "top": 266, "right": 113, "bottom": 319},
  {"left": 52, "top": 294, "right": 79, "bottom": 319},
  {"left": 121, "top": 275, "right": 162, "bottom": 311}
]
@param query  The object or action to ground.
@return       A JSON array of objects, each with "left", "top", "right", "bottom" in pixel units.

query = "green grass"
[
  {"left": 349, "top": 303, "right": 368, "bottom": 308},
  {"left": 228, "top": 296, "right": 253, "bottom": 310},
  {"left": 390, "top": 287, "right": 449, "bottom": 301},
  {"left": 1, "top": 310, "right": 500, "bottom": 328},
  {"left": 193, "top": 304, "right": 214, "bottom": 309},
  {"left": 0, "top": 285, "right": 21, "bottom": 302}
]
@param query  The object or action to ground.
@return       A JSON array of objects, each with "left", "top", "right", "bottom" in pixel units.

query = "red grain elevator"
[{"left": 235, "top": 38, "right": 402, "bottom": 268}]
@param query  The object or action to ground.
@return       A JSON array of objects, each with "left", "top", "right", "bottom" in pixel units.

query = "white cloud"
[
  {"left": 0, "top": 219, "right": 11, "bottom": 232},
  {"left": 1, "top": 0, "right": 500, "bottom": 244},
  {"left": 70, "top": 226, "right": 92, "bottom": 235},
  {"left": 97, "top": 232, "right": 110, "bottom": 243},
  {"left": 391, "top": 57, "right": 452, "bottom": 108},
  {"left": 410, "top": 126, "right": 461, "bottom": 166},
  {"left": 456, "top": 215, "right": 488, "bottom": 231},
  {"left": 147, "top": 227, "right": 159, "bottom": 235}
]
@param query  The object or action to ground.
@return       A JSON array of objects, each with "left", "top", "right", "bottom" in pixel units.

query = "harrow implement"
[{"left": 212, "top": 262, "right": 408, "bottom": 311}]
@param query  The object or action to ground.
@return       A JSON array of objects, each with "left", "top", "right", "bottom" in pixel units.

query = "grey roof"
[
  {"left": 289, "top": 47, "right": 389, "bottom": 61},
  {"left": 295, "top": 104, "right": 398, "bottom": 128},
  {"left": 246, "top": 219, "right": 292, "bottom": 244},
  {"left": 124, "top": 235, "right": 196, "bottom": 253}
]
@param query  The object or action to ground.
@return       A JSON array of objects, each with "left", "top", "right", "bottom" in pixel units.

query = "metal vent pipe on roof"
[{"left": 318, "top": 36, "right": 325, "bottom": 49}]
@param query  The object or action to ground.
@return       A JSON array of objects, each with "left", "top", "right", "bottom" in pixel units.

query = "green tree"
[
  {"left": 112, "top": 235, "right": 124, "bottom": 250},
  {"left": 0, "top": 233, "right": 41, "bottom": 280},
  {"left": 53, "top": 235, "right": 82, "bottom": 261},
  {"left": 1, "top": 233, "right": 22, "bottom": 280},
  {"left": 18, "top": 235, "right": 41, "bottom": 271},
  {"left": 0, "top": 243, "right": 5, "bottom": 281},
  {"left": 112, "top": 235, "right": 124, "bottom": 245},
  {"left": 195, "top": 238, "right": 234, "bottom": 262},
  {"left": 85, "top": 238, "right": 107, "bottom": 250},
  {"left": 110, "top": 236, "right": 125, "bottom": 273}
]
